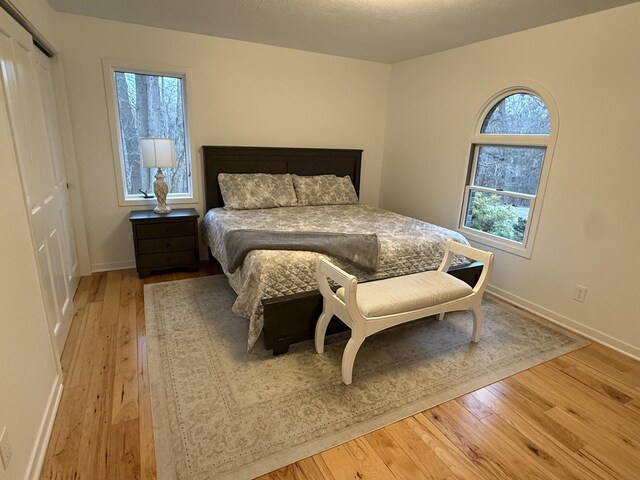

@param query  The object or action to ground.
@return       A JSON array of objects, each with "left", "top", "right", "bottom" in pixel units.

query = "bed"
[{"left": 202, "top": 146, "right": 483, "bottom": 354}]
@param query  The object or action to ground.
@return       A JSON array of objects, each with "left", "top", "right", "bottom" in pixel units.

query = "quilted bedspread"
[{"left": 203, "top": 204, "right": 470, "bottom": 351}]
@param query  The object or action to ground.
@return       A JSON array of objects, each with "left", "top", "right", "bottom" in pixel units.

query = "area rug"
[{"left": 145, "top": 275, "right": 587, "bottom": 480}]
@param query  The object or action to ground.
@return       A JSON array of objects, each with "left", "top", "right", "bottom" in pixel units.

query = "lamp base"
[
  {"left": 154, "top": 204, "right": 172, "bottom": 214},
  {"left": 153, "top": 168, "right": 171, "bottom": 214}
]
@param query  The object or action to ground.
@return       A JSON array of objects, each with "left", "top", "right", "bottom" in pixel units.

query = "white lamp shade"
[{"left": 140, "top": 138, "right": 177, "bottom": 169}]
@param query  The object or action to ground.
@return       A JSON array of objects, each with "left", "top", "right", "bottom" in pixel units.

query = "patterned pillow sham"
[
  {"left": 292, "top": 174, "right": 359, "bottom": 206},
  {"left": 218, "top": 173, "right": 298, "bottom": 209}
]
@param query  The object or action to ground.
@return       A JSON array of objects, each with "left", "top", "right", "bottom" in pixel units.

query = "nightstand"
[{"left": 129, "top": 208, "right": 200, "bottom": 278}]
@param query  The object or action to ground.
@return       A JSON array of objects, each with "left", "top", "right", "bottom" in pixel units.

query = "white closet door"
[
  {"left": 0, "top": 9, "right": 77, "bottom": 356},
  {"left": 34, "top": 49, "right": 79, "bottom": 299}
]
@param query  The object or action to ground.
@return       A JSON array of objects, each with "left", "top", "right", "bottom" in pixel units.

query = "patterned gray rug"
[{"left": 145, "top": 275, "right": 587, "bottom": 480}]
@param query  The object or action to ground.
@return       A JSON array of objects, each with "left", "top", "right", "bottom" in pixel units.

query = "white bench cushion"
[{"left": 336, "top": 271, "right": 473, "bottom": 317}]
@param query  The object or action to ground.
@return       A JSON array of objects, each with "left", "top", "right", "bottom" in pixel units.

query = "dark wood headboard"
[{"left": 202, "top": 146, "right": 363, "bottom": 211}]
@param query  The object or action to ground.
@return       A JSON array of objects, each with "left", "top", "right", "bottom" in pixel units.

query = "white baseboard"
[
  {"left": 27, "top": 375, "right": 64, "bottom": 480},
  {"left": 90, "top": 259, "right": 136, "bottom": 272},
  {"left": 92, "top": 256, "right": 213, "bottom": 273},
  {"left": 487, "top": 285, "right": 640, "bottom": 361}
]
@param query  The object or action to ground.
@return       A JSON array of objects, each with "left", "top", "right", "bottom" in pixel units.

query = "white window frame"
[
  {"left": 102, "top": 58, "right": 198, "bottom": 207},
  {"left": 458, "top": 83, "right": 559, "bottom": 258}
]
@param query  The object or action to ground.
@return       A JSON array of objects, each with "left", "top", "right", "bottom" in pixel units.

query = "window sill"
[
  {"left": 118, "top": 195, "right": 197, "bottom": 208},
  {"left": 458, "top": 227, "right": 533, "bottom": 259}
]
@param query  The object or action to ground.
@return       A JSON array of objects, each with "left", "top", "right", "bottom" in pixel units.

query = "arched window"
[{"left": 459, "top": 86, "right": 558, "bottom": 257}]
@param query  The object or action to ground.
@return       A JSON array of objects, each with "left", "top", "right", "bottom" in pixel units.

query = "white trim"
[
  {"left": 486, "top": 286, "right": 640, "bottom": 361},
  {"left": 93, "top": 253, "right": 210, "bottom": 272},
  {"left": 26, "top": 375, "right": 63, "bottom": 480},
  {"left": 470, "top": 134, "right": 550, "bottom": 146},
  {"left": 92, "top": 256, "right": 210, "bottom": 272},
  {"left": 101, "top": 58, "right": 199, "bottom": 207},
  {"left": 464, "top": 227, "right": 531, "bottom": 256},
  {"left": 465, "top": 185, "right": 535, "bottom": 201},
  {"left": 91, "top": 259, "right": 136, "bottom": 273},
  {"left": 458, "top": 82, "right": 559, "bottom": 259}
]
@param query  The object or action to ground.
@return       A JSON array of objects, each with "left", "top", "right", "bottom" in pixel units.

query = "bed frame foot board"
[
  {"left": 449, "top": 261, "right": 483, "bottom": 287},
  {"left": 261, "top": 261, "right": 483, "bottom": 356},
  {"left": 262, "top": 290, "right": 348, "bottom": 355}
]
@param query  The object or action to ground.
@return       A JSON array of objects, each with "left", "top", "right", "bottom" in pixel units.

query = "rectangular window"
[
  {"left": 463, "top": 189, "right": 531, "bottom": 243},
  {"left": 114, "top": 71, "right": 190, "bottom": 197},
  {"left": 104, "top": 61, "right": 194, "bottom": 205},
  {"left": 462, "top": 144, "right": 541, "bottom": 245},
  {"left": 472, "top": 146, "right": 545, "bottom": 195}
]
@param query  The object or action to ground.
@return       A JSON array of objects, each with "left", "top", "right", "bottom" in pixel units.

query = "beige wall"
[
  {"left": 381, "top": 3, "right": 640, "bottom": 357},
  {"left": 55, "top": 14, "right": 390, "bottom": 270}
]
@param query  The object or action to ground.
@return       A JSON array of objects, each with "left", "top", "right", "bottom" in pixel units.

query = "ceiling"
[{"left": 47, "top": 0, "right": 637, "bottom": 63}]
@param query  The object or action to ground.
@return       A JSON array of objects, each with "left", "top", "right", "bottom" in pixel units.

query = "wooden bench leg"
[
  {"left": 315, "top": 306, "right": 332, "bottom": 353},
  {"left": 471, "top": 304, "right": 483, "bottom": 342},
  {"left": 341, "top": 335, "right": 365, "bottom": 385}
]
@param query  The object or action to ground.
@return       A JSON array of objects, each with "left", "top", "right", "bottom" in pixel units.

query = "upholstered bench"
[{"left": 315, "top": 240, "right": 494, "bottom": 385}]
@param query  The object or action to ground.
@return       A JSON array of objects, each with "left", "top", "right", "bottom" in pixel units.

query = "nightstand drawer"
[
  {"left": 136, "top": 221, "right": 194, "bottom": 239},
  {"left": 137, "top": 250, "right": 196, "bottom": 270},
  {"left": 137, "top": 236, "right": 196, "bottom": 254}
]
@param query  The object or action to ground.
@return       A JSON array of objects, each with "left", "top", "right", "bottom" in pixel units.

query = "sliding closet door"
[
  {"left": 34, "top": 49, "right": 79, "bottom": 304},
  {"left": 0, "top": 8, "right": 77, "bottom": 356}
]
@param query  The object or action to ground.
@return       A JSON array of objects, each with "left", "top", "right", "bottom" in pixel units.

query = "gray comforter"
[{"left": 224, "top": 229, "right": 379, "bottom": 273}]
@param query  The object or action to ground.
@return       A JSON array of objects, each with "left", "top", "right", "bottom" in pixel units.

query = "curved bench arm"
[
  {"left": 316, "top": 257, "right": 358, "bottom": 303},
  {"left": 438, "top": 240, "right": 494, "bottom": 295}
]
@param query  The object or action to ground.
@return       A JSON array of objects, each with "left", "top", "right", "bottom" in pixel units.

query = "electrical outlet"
[
  {"left": 0, "top": 427, "right": 12, "bottom": 470},
  {"left": 574, "top": 285, "right": 587, "bottom": 303}
]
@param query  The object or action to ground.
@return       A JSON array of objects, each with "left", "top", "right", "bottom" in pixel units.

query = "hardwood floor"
[{"left": 41, "top": 266, "right": 640, "bottom": 479}]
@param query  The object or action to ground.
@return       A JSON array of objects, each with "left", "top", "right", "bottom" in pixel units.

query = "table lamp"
[{"left": 140, "top": 138, "right": 177, "bottom": 213}]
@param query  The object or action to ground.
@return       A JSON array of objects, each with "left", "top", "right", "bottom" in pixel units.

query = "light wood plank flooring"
[{"left": 41, "top": 266, "right": 640, "bottom": 479}]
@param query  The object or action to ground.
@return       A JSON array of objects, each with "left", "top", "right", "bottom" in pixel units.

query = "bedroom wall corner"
[
  {"left": 380, "top": 3, "right": 640, "bottom": 358},
  {"left": 9, "top": 0, "right": 62, "bottom": 45}
]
